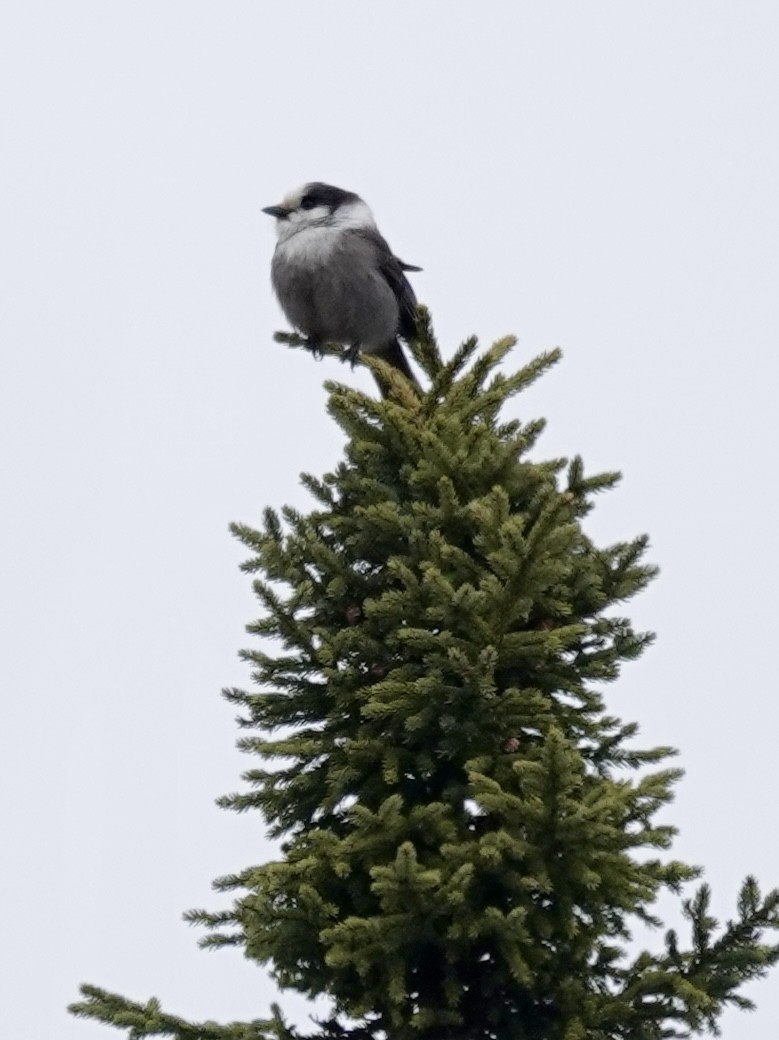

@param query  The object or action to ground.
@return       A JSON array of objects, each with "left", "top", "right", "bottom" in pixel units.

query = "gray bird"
[{"left": 262, "top": 182, "right": 421, "bottom": 394}]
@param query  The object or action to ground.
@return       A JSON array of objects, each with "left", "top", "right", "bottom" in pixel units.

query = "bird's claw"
[
  {"left": 305, "top": 339, "right": 324, "bottom": 361},
  {"left": 342, "top": 343, "right": 361, "bottom": 369}
]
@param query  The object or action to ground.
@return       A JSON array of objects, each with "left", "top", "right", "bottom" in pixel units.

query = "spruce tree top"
[{"left": 71, "top": 315, "right": 779, "bottom": 1040}]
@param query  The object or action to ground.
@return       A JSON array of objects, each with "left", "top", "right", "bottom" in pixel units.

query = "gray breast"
[{"left": 271, "top": 229, "right": 399, "bottom": 350}]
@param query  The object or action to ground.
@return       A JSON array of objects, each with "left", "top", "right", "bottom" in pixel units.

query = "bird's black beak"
[{"left": 262, "top": 205, "right": 290, "bottom": 220}]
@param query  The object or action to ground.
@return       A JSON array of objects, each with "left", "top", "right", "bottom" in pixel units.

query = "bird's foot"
[
  {"left": 304, "top": 338, "right": 324, "bottom": 360},
  {"left": 342, "top": 343, "right": 361, "bottom": 369}
]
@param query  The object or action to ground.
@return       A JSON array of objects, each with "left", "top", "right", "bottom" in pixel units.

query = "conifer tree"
[{"left": 71, "top": 312, "right": 779, "bottom": 1040}]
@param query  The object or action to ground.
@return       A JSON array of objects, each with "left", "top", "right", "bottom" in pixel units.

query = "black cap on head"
[{"left": 300, "top": 182, "right": 359, "bottom": 212}]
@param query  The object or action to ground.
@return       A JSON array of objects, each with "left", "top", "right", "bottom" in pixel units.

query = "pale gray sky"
[{"left": 1, "top": 3, "right": 778, "bottom": 1038}]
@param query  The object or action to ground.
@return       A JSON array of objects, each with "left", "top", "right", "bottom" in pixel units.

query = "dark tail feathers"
[{"left": 371, "top": 340, "right": 419, "bottom": 398}]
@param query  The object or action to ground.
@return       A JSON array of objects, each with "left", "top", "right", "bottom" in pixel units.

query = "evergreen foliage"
[{"left": 71, "top": 311, "right": 779, "bottom": 1040}]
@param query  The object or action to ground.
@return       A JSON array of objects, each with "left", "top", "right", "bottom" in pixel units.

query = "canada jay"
[{"left": 262, "top": 183, "right": 421, "bottom": 393}]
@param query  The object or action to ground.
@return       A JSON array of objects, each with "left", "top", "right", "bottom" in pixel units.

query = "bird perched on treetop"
[{"left": 262, "top": 182, "right": 421, "bottom": 395}]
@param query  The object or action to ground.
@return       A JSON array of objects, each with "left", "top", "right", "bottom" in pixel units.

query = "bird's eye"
[{"left": 300, "top": 196, "right": 318, "bottom": 211}]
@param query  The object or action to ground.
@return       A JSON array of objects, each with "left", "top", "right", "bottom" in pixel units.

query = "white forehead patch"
[{"left": 280, "top": 185, "right": 307, "bottom": 211}]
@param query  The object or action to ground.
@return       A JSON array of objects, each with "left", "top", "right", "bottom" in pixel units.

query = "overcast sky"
[{"left": 1, "top": 3, "right": 778, "bottom": 1038}]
